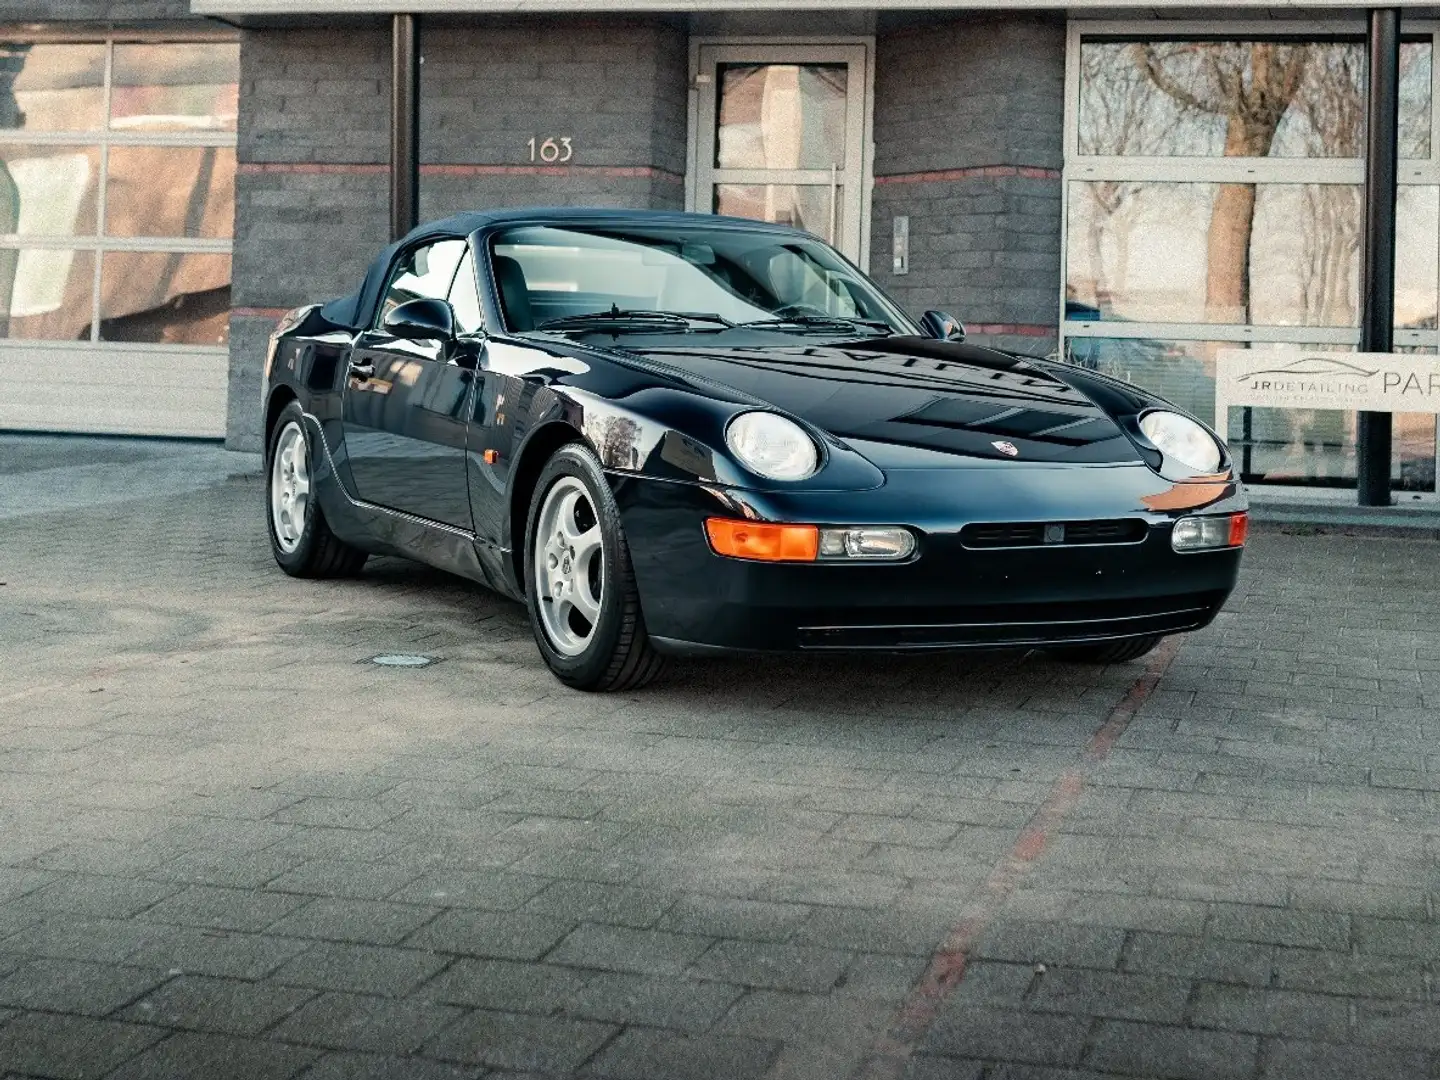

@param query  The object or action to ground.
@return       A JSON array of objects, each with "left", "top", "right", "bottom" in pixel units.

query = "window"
[
  {"left": 0, "top": 38, "right": 238, "bottom": 345},
  {"left": 1063, "top": 24, "right": 1439, "bottom": 493},
  {"left": 376, "top": 239, "right": 466, "bottom": 328}
]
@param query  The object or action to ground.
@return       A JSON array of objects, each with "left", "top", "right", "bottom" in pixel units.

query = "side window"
[
  {"left": 448, "top": 248, "right": 484, "bottom": 334},
  {"left": 376, "top": 238, "right": 466, "bottom": 328}
]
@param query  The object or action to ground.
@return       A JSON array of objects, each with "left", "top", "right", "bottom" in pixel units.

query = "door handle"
[{"left": 348, "top": 359, "right": 375, "bottom": 380}]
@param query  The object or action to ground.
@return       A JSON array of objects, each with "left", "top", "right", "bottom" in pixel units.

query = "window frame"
[
  {"left": 0, "top": 31, "right": 238, "bottom": 346},
  {"left": 1061, "top": 18, "right": 1440, "bottom": 356}
]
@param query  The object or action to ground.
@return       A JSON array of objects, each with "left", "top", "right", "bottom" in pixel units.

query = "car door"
[{"left": 341, "top": 238, "right": 476, "bottom": 530}]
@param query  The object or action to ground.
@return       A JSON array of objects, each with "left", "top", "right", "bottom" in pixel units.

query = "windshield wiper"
[
  {"left": 739, "top": 315, "right": 894, "bottom": 335},
  {"left": 536, "top": 307, "right": 733, "bottom": 331}
]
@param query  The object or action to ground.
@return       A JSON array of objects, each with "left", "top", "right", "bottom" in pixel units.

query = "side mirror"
[
  {"left": 920, "top": 310, "right": 966, "bottom": 342},
  {"left": 383, "top": 297, "right": 455, "bottom": 342}
]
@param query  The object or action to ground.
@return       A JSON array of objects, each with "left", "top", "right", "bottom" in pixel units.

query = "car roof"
[{"left": 410, "top": 207, "right": 814, "bottom": 243}]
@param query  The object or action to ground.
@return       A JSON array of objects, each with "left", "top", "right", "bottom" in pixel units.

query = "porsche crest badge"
[{"left": 992, "top": 440, "right": 1020, "bottom": 457}]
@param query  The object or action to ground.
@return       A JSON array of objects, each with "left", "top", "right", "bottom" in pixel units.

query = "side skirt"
[{"left": 302, "top": 412, "right": 508, "bottom": 592}]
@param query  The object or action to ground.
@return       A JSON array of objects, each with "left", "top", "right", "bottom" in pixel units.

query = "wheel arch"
[
  {"left": 506, "top": 420, "right": 589, "bottom": 592},
  {"left": 263, "top": 385, "right": 299, "bottom": 455}
]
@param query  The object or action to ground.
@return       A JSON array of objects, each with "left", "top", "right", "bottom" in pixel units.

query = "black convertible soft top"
[{"left": 314, "top": 208, "right": 812, "bottom": 332}]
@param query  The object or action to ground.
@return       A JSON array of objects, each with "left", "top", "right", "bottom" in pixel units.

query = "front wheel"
[
  {"left": 266, "top": 401, "right": 368, "bottom": 578},
  {"left": 524, "top": 444, "right": 666, "bottom": 691},
  {"left": 1048, "top": 634, "right": 1163, "bottom": 664}
]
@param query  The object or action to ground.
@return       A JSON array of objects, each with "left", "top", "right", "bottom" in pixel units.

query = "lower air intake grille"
[{"left": 960, "top": 518, "right": 1148, "bottom": 550}]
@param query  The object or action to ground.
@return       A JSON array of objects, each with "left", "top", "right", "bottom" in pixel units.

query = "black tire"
[
  {"left": 524, "top": 443, "right": 667, "bottom": 692},
  {"left": 266, "top": 400, "right": 368, "bottom": 579},
  {"left": 1049, "top": 634, "right": 1163, "bottom": 664}
]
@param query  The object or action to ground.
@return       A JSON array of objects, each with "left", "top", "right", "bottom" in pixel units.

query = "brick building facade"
[{"left": 2, "top": 2, "right": 1435, "bottom": 493}]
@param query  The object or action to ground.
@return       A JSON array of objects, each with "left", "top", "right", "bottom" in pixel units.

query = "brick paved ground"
[{"left": 2, "top": 433, "right": 1439, "bottom": 1080}]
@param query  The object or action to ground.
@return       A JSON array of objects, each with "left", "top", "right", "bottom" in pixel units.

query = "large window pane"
[
  {"left": 99, "top": 251, "right": 230, "bottom": 345},
  {"left": 0, "top": 44, "right": 105, "bottom": 133},
  {"left": 716, "top": 64, "right": 848, "bottom": 169},
  {"left": 715, "top": 184, "right": 842, "bottom": 244},
  {"left": 1067, "top": 180, "right": 1362, "bottom": 327},
  {"left": 110, "top": 43, "right": 239, "bottom": 132},
  {"left": 104, "top": 146, "right": 235, "bottom": 239},
  {"left": 1078, "top": 39, "right": 1431, "bottom": 159},
  {"left": 1063, "top": 337, "right": 1435, "bottom": 491},
  {"left": 1397, "top": 185, "right": 1438, "bottom": 332},
  {"left": 0, "top": 248, "right": 94, "bottom": 341},
  {"left": 0, "top": 144, "right": 99, "bottom": 237}
]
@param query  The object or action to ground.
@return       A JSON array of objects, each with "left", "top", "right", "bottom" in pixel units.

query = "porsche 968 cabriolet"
[{"left": 262, "top": 209, "right": 1246, "bottom": 691}]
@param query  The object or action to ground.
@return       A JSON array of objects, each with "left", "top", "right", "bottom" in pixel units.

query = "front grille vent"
[{"left": 960, "top": 519, "right": 1148, "bottom": 550}]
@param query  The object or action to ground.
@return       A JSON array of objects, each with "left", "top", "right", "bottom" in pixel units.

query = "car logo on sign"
[{"left": 992, "top": 441, "right": 1020, "bottom": 457}]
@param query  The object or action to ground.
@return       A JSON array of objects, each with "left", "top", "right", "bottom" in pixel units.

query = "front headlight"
[
  {"left": 1139, "top": 410, "right": 1223, "bottom": 474},
  {"left": 726, "top": 411, "right": 818, "bottom": 481}
]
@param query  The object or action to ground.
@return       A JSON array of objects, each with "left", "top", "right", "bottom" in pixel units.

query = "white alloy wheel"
[
  {"left": 270, "top": 420, "right": 311, "bottom": 554},
  {"left": 533, "top": 475, "right": 604, "bottom": 657}
]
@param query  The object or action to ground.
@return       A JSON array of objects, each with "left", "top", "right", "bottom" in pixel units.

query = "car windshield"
[{"left": 488, "top": 223, "right": 915, "bottom": 336}]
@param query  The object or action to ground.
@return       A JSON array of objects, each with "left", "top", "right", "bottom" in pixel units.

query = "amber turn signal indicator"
[{"left": 705, "top": 518, "right": 819, "bottom": 562}]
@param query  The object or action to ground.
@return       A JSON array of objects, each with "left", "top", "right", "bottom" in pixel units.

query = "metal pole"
[
  {"left": 1356, "top": 8, "right": 1400, "bottom": 506},
  {"left": 390, "top": 14, "right": 420, "bottom": 242}
]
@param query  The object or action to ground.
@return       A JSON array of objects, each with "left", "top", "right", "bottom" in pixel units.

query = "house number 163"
[{"left": 527, "top": 137, "right": 573, "bottom": 163}]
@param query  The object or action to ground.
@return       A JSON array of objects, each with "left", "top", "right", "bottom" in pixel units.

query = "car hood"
[{"left": 622, "top": 336, "right": 1145, "bottom": 465}]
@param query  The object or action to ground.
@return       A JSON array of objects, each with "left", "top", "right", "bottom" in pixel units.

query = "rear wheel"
[
  {"left": 1049, "top": 634, "right": 1163, "bottom": 664},
  {"left": 266, "top": 401, "right": 368, "bottom": 578},
  {"left": 525, "top": 444, "right": 666, "bottom": 691}
]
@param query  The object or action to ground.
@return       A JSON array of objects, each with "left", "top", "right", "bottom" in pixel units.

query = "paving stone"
[
  {"left": 657, "top": 894, "right": 810, "bottom": 942},
  {"left": 1257, "top": 1037, "right": 1430, "bottom": 1080},
  {"left": 1190, "top": 983, "right": 1352, "bottom": 1041},
  {"left": 105, "top": 1031, "right": 321, "bottom": 1080},
  {"left": 271, "top": 942, "right": 449, "bottom": 997},
  {"left": 1122, "top": 932, "right": 1275, "bottom": 987},
  {"left": 297, "top": 1052, "right": 483, "bottom": 1080},
  {"left": 562, "top": 970, "right": 743, "bottom": 1033},
  {"left": 0, "top": 957, "right": 168, "bottom": 1015},
  {"left": 1087, "top": 1020, "right": 1260, "bottom": 1080},
  {"left": 387, "top": 869, "right": 550, "bottom": 911},
  {"left": 521, "top": 879, "right": 675, "bottom": 928},
  {"left": 267, "top": 898, "right": 440, "bottom": 946},
  {"left": 688, "top": 940, "right": 852, "bottom": 992},
  {"left": 11, "top": 874, "right": 180, "bottom": 919},
  {"left": 422, "top": 1007, "right": 616, "bottom": 1071},
  {"left": 921, "top": 1005, "right": 1090, "bottom": 1066},
  {"left": 585, "top": 1027, "right": 778, "bottom": 1080},
  {"left": 1205, "top": 906, "right": 1350, "bottom": 950},
  {"left": 972, "top": 920, "right": 1126, "bottom": 970},
  {"left": 545, "top": 924, "right": 712, "bottom": 977},
  {"left": 269, "top": 991, "right": 465, "bottom": 1054},
  {"left": 265, "top": 861, "right": 425, "bottom": 902},
  {"left": 417, "top": 956, "right": 585, "bottom": 1012},
  {"left": 1027, "top": 967, "right": 1191, "bottom": 1023},
  {"left": 404, "top": 909, "right": 572, "bottom": 960},
  {"left": 125, "top": 926, "right": 312, "bottom": 979},
  {"left": 137, "top": 885, "right": 312, "bottom": 933},
  {"left": 120, "top": 974, "right": 315, "bottom": 1035},
  {"left": 0, "top": 1012, "right": 166, "bottom": 1079}
]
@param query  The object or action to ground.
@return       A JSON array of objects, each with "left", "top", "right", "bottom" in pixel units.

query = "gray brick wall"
[
  {"left": 0, "top": 0, "right": 196, "bottom": 19},
  {"left": 227, "top": 15, "right": 689, "bottom": 449},
  {"left": 869, "top": 14, "right": 1065, "bottom": 357}
]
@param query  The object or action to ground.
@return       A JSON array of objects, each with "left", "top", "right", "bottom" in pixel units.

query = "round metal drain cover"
[{"left": 367, "top": 654, "right": 438, "bottom": 668}]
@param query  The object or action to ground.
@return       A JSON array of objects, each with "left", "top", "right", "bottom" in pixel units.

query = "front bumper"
[{"left": 611, "top": 464, "right": 1244, "bottom": 655}]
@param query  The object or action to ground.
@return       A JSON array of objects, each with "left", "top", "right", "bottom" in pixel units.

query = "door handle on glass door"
[{"left": 349, "top": 359, "right": 375, "bottom": 380}]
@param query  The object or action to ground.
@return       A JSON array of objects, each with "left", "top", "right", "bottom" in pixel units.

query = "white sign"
[{"left": 1215, "top": 349, "right": 1440, "bottom": 426}]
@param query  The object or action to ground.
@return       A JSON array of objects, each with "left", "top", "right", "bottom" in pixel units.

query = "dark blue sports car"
[{"left": 262, "top": 209, "right": 1246, "bottom": 690}]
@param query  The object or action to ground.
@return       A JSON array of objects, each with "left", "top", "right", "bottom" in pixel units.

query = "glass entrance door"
[{"left": 692, "top": 45, "right": 869, "bottom": 263}]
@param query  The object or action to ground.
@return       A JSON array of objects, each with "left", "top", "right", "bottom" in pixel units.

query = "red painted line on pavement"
[
  {"left": 852, "top": 635, "right": 1182, "bottom": 1080},
  {"left": 232, "top": 306, "right": 289, "bottom": 321}
]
